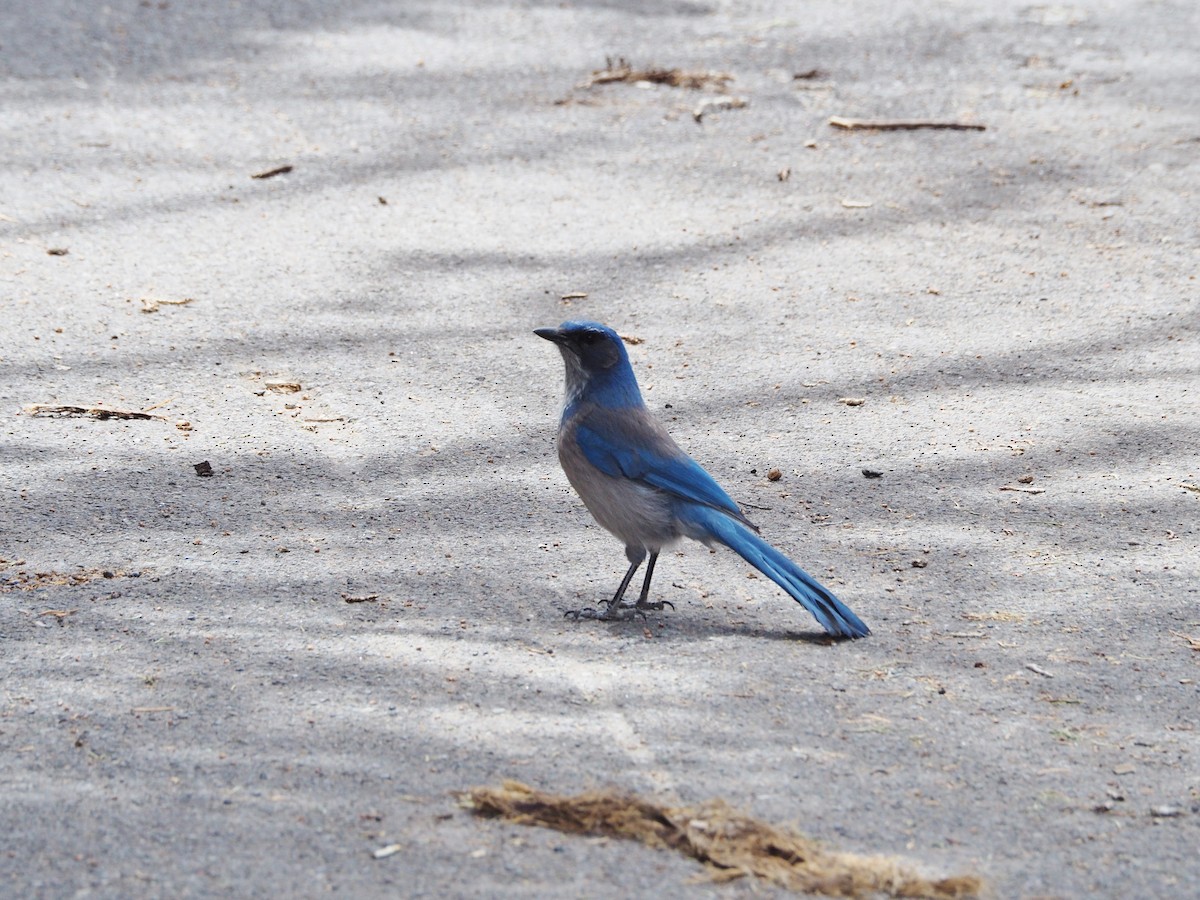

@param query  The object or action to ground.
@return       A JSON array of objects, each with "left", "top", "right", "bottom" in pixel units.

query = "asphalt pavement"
[{"left": 2, "top": 1, "right": 1197, "bottom": 896}]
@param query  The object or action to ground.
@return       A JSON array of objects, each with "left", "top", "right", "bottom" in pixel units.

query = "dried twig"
[
  {"left": 251, "top": 164, "right": 294, "bottom": 179},
  {"left": 963, "top": 611, "right": 1025, "bottom": 623},
  {"left": 1000, "top": 485, "right": 1046, "bottom": 494},
  {"left": 24, "top": 404, "right": 167, "bottom": 421},
  {"left": 1, "top": 568, "right": 127, "bottom": 593},
  {"left": 829, "top": 116, "right": 986, "bottom": 132},
  {"left": 141, "top": 397, "right": 177, "bottom": 413},
  {"left": 693, "top": 96, "right": 747, "bottom": 122},
  {"left": 584, "top": 58, "right": 732, "bottom": 91},
  {"left": 140, "top": 297, "right": 194, "bottom": 313},
  {"left": 1170, "top": 630, "right": 1200, "bottom": 651}
]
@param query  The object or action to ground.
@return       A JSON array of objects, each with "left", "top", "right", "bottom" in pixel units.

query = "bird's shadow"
[{"left": 559, "top": 608, "right": 860, "bottom": 646}]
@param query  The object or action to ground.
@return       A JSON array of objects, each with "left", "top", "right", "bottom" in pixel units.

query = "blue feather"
[
  {"left": 574, "top": 411, "right": 751, "bottom": 525},
  {"left": 679, "top": 505, "right": 870, "bottom": 638}
]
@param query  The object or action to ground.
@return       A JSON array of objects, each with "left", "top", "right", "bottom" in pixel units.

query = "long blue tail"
[{"left": 683, "top": 506, "right": 870, "bottom": 638}]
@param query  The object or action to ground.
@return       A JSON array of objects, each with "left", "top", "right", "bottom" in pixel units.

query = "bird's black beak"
[{"left": 534, "top": 327, "right": 566, "bottom": 345}]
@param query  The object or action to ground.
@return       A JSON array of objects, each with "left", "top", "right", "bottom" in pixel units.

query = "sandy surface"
[{"left": 2, "top": 0, "right": 1198, "bottom": 896}]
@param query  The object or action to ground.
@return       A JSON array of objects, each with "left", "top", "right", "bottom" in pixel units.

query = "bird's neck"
[{"left": 563, "top": 365, "right": 644, "bottom": 420}]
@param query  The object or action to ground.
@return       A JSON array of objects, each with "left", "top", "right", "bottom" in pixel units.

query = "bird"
[{"left": 534, "top": 320, "right": 869, "bottom": 639}]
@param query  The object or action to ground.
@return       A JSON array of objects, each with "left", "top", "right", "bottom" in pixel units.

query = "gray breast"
[{"left": 558, "top": 420, "right": 680, "bottom": 552}]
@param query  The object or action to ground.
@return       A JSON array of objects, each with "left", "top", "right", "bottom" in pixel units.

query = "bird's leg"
[
  {"left": 565, "top": 557, "right": 645, "bottom": 621},
  {"left": 625, "top": 552, "right": 674, "bottom": 612}
]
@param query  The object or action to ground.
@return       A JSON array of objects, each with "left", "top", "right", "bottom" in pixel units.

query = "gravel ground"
[{"left": 2, "top": 0, "right": 1197, "bottom": 897}]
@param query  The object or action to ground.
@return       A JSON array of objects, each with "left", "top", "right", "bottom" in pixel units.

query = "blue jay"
[{"left": 535, "top": 321, "right": 870, "bottom": 639}]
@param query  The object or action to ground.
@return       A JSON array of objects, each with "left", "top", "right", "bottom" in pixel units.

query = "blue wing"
[{"left": 573, "top": 407, "right": 756, "bottom": 528}]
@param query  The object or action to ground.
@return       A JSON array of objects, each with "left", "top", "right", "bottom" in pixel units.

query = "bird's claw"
[{"left": 624, "top": 598, "right": 675, "bottom": 612}]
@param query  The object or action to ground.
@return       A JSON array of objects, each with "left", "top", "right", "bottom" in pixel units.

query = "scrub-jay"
[{"left": 535, "top": 321, "right": 869, "bottom": 639}]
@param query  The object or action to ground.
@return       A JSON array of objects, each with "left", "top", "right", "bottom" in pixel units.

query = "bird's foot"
[{"left": 564, "top": 604, "right": 645, "bottom": 622}]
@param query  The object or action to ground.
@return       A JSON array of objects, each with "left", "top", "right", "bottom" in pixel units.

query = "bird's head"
[{"left": 534, "top": 321, "right": 643, "bottom": 410}]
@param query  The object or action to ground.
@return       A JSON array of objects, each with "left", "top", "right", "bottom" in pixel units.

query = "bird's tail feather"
[{"left": 685, "top": 507, "right": 870, "bottom": 638}]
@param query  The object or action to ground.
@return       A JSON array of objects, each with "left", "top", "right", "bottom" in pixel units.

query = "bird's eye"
[{"left": 580, "top": 331, "right": 601, "bottom": 345}]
